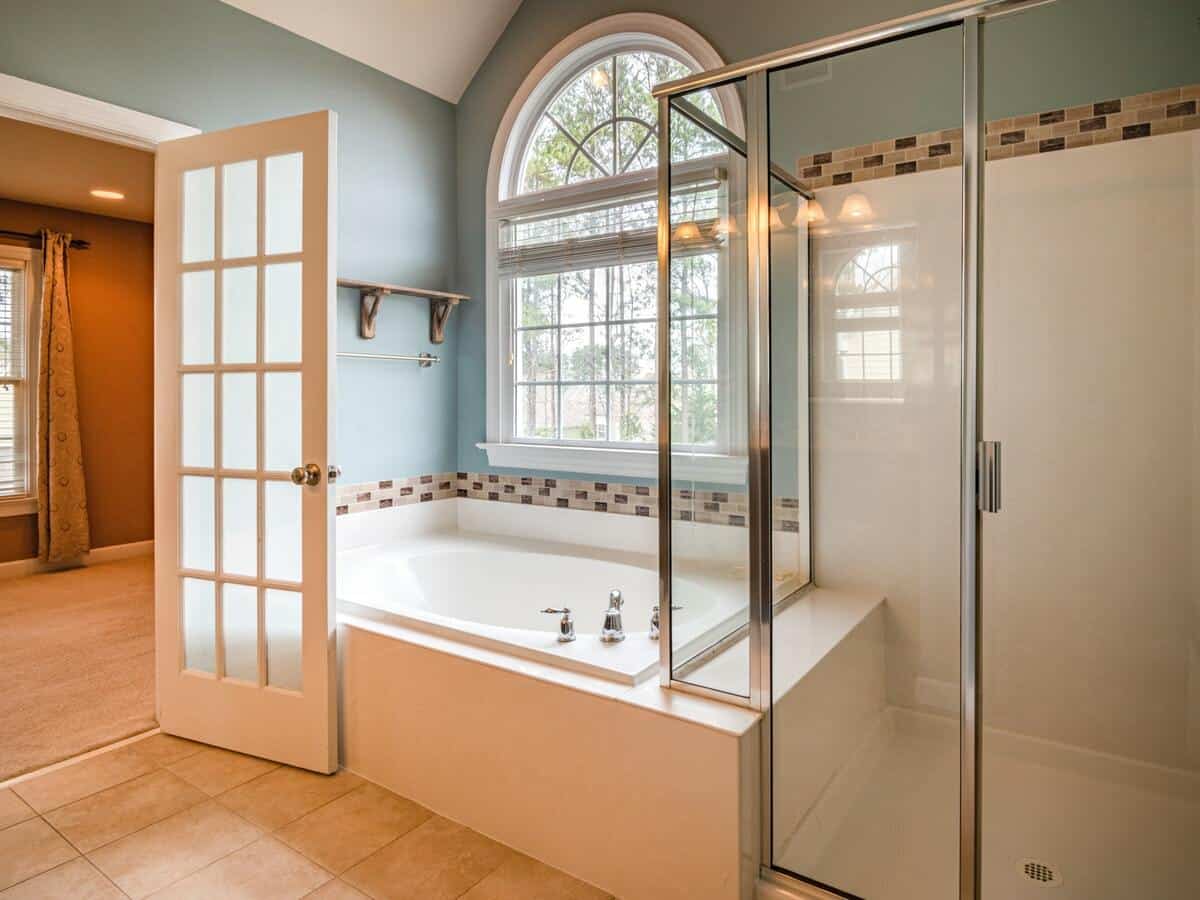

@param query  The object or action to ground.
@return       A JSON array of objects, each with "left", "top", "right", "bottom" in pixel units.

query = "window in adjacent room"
[{"left": 0, "top": 245, "right": 36, "bottom": 509}]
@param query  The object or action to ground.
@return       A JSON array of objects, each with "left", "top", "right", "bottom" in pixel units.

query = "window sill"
[
  {"left": 0, "top": 496, "right": 38, "bottom": 518},
  {"left": 477, "top": 442, "right": 747, "bottom": 484}
]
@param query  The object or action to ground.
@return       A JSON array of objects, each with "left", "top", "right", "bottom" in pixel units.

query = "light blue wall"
[
  {"left": 0, "top": 0, "right": 460, "bottom": 484},
  {"left": 454, "top": 0, "right": 1200, "bottom": 478}
]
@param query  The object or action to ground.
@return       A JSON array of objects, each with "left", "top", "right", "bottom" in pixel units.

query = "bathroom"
[{"left": 0, "top": 1, "right": 1197, "bottom": 898}]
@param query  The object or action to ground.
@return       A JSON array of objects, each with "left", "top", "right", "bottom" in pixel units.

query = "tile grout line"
[
  {"left": 0, "top": 727, "right": 163, "bottom": 793},
  {"left": 88, "top": 797, "right": 272, "bottom": 899},
  {"left": 11, "top": 736, "right": 209, "bottom": 821}
]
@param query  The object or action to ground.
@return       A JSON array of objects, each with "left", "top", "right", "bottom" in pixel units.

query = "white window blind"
[
  {"left": 0, "top": 262, "right": 29, "bottom": 496},
  {"left": 498, "top": 176, "right": 724, "bottom": 279}
]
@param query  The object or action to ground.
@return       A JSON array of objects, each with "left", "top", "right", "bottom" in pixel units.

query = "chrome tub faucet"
[
  {"left": 600, "top": 589, "right": 625, "bottom": 643},
  {"left": 542, "top": 607, "right": 575, "bottom": 642}
]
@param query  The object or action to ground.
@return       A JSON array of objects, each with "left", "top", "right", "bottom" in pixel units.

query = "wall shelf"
[{"left": 337, "top": 278, "right": 470, "bottom": 344}]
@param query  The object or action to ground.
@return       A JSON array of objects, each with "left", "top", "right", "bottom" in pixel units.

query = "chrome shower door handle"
[
  {"left": 290, "top": 463, "right": 323, "bottom": 487},
  {"left": 978, "top": 441, "right": 1001, "bottom": 513}
]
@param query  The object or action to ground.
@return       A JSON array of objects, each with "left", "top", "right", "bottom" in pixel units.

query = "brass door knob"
[{"left": 290, "top": 463, "right": 322, "bottom": 486}]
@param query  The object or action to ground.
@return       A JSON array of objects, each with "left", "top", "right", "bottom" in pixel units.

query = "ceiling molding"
[{"left": 0, "top": 73, "right": 199, "bottom": 151}]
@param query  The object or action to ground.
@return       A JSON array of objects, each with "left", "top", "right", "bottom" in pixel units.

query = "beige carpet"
[{"left": 0, "top": 556, "right": 156, "bottom": 782}]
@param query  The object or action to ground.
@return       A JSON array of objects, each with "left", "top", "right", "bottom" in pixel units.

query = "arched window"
[
  {"left": 517, "top": 50, "right": 723, "bottom": 193},
  {"left": 482, "top": 15, "right": 737, "bottom": 473}
]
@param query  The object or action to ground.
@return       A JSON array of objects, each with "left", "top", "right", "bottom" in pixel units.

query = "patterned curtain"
[{"left": 37, "top": 230, "right": 90, "bottom": 562}]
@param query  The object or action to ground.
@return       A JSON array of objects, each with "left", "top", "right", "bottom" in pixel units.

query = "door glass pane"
[
  {"left": 767, "top": 26, "right": 963, "bottom": 899},
  {"left": 221, "top": 478, "right": 257, "bottom": 577},
  {"left": 182, "top": 578, "right": 215, "bottom": 673},
  {"left": 666, "top": 83, "right": 751, "bottom": 699},
  {"left": 182, "top": 167, "right": 215, "bottom": 263},
  {"left": 769, "top": 183, "right": 810, "bottom": 597},
  {"left": 180, "top": 270, "right": 214, "bottom": 365},
  {"left": 265, "top": 589, "right": 302, "bottom": 691},
  {"left": 263, "top": 372, "right": 301, "bottom": 472},
  {"left": 180, "top": 374, "right": 214, "bottom": 468},
  {"left": 265, "top": 152, "right": 303, "bottom": 255},
  {"left": 221, "top": 266, "right": 257, "bottom": 364},
  {"left": 222, "top": 583, "right": 258, "bottom": 682},
  {"left": 180, "top": 476, "right": 215, "bottom": 571},
  {"left": 981, "top": 6, "right": 1200, "bottom": 897},
  {"left": 264, "top": 262, "right": 302, "bottom": 362},
  {"left": 264, "top": 480, "right": 301, "bottom": 582},
  {"left": 221, "top": 373, "right": 257, "bottom": 470},
  {"left": 222, "top": 160, "right": 257, "bottom": 259}
]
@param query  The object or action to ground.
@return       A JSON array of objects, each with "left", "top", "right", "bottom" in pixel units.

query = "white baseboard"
[{"left": 0, "top": 539, "right": 154, "bottom": 580}]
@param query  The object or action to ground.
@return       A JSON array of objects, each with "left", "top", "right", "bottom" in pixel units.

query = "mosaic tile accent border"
[
  {"left": 336, "top": 472, "right": 802, "bottom": 532},
  {"left": 795, "top": 128, "right": 964, "bottom": 190},
  {"left": 794, "top": 84, "right": 1200, "bottom": 189},
  {"left": 985, "top": 86, "right": 1199, "bottom": 161}
]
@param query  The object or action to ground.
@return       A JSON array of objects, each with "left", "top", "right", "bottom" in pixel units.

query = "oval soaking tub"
[{"left": 337, "top": 530, "right": 743, "bottom": 684}]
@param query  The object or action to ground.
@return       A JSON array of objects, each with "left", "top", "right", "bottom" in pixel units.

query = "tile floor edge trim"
[{"left": 794, "top": 83, "right": 1200, "bottom": 190}]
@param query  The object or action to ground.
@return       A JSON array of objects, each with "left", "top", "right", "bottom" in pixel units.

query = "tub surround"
[
  {"left": 338, "top": 499, "right": 749, "bottom": 684},
  {"left": 336, "top": 471, "right": 803, "bottom": 531},
  {"left": 335, "top": 497, "right": 880, "bottom": 899},
  {"left": 339, "top": 618, "right": 760, "bottom": 900}
]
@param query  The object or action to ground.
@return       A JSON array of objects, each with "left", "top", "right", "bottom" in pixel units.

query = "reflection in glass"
[
  {"left": 766, "top": 25, "right": 961, "bottom": 898},
  {"left": 666, "top": 89, "right": 751, "bottom": 699}
]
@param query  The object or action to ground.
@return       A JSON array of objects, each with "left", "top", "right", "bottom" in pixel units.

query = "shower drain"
[{"left": 1018, "top": 859, "right": 1063, "bottom": 888}]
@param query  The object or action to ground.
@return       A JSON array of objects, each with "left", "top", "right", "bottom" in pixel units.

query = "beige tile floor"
[{"left": 0, "top": 733, "right": 612, "bottom": 899}]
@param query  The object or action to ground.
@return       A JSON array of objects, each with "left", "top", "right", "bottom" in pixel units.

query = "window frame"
[
  {"left": 481, "top": 14, "right": 747, "bottom": 482},
  {"left": 0, "top": 244, "right": 40, "bottom": 516}
]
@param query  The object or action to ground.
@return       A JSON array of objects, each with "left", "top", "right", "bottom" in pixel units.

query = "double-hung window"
[
  {"left": 483, "top": 29, "right": 745, "bottom": 481},
  {"left": 0, "top": 246, "right": 37, "bottom": 511}
]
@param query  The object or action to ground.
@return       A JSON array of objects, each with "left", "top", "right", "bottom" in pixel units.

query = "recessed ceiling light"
[{"left": 90, "top": 189, "right": 125, "bottom": 200}]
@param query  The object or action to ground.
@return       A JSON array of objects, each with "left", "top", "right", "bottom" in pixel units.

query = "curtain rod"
[{"left": 0, "top": 229, "right": 91, "bottom": 250}]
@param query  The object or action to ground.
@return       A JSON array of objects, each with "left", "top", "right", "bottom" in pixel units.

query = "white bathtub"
[{"left": 336, "top": 501, "right": 748, "bottom": 683}]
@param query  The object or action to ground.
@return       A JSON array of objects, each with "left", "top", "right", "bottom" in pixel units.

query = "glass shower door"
[
  {"left": 765, "top": 25, "right": 966, "bottom": 899},
  {"left": 662, "top": 80, "right": 754, "bottom": 699},
  {"left": 979, "top": 3, "right": 1200, "bottom": 897}
]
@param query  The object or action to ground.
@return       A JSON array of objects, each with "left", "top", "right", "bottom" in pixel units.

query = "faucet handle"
[
  {"left": 608, "top": 589, "right": 623, "bottom": 609},
  {"left": 541, "top": 607, "right": 576, "bottom": 643}
]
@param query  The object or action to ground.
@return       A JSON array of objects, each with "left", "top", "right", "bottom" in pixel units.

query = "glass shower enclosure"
[{"left": 655, "top": 0, "right": 1200, "bottom": 898}]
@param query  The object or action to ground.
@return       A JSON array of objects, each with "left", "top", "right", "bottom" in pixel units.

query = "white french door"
[{"left": 153, "top": 111, "right": 338, "bottom": 773}]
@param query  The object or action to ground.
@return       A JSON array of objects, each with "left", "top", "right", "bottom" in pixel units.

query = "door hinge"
[{"left": 978, "top": 440, "right": 1001, "bottom": 513}]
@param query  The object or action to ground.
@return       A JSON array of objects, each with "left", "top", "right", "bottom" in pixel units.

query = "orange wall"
[{"left": 0, "top": 199, "right": 153, "bottom": 563}]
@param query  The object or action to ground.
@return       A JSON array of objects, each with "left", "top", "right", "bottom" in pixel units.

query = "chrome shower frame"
[{"left": 653, "top": 1, "right": 1054, "bottom": 897}]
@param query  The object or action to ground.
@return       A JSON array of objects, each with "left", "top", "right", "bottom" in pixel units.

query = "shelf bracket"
[
  {"left": 359, "top": 291, "right": 384, "bottom": 339},
  {"left": 429, "top": 297, "right": 460, "bottom": 344},
  {"left": 340, "top": 278, "right": 470, "bottom": 343}
]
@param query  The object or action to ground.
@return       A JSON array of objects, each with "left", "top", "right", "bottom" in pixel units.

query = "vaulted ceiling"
[{"left": 219, "top": 0, "right": 523, "bottom": 103}]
